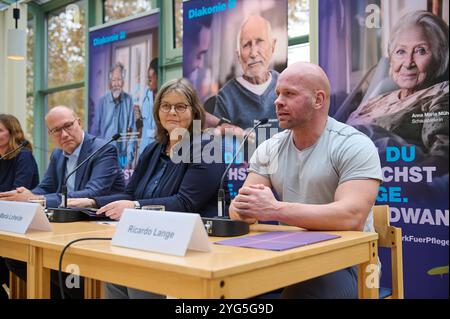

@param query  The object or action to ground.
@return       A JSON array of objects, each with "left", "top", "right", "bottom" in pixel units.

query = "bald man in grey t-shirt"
[
  {"left": 248, "top": 116, "right": 382, "bottom": 232},
  {"left": 230, "top": 62, "right": 382, "bottom": 299}
]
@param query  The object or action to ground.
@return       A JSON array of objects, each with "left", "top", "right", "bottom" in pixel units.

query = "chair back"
[{"left": 373, "top": 205, "right": 404, "bottom": 299}]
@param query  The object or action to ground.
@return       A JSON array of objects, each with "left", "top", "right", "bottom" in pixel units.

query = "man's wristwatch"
[
  {"left": 217, "top": 117, "right": 232, "bottom": 126},
  {"left": 133, "top": 201, "right": 141, "bottom": 209}
]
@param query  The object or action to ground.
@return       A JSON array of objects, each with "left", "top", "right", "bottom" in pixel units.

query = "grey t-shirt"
[{"left": 249, "top": 117, "right": 383, "bottom": 232}]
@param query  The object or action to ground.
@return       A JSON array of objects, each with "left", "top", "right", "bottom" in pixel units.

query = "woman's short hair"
[
  {"left": 153, "top": 78, "right": 206, "bottom": 145},
  {"left": 388, "top": 10, "right": 449, "bottom": 80},
  {"left": 0, "top": 114, "right": 32, "bottom": 159}
]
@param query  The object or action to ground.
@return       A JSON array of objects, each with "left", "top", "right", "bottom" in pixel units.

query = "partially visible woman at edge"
[
  {"left": 0, "top": 114, "right": 39, "bottom": 300},
  {"left": 0, "top": 114, "right": 39, "bottom": 192}
]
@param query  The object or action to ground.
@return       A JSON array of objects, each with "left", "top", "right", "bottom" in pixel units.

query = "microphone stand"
[
  {"left": 203, "top": 119, "right": 269, "bottom": 237},
  {"left": 217, "top": 119, "right": 268, "bottom": 217}
]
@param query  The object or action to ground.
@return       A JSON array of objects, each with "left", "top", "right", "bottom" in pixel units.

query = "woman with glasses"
[
  {"left": 69, "top": 78, "right": 226, "bottom": 299},
  {"left": 0, "top": 114, "right": 39, "bottom": 300},
  {"left": 69, "top": 78, "right": 226, "bottom": 220}
]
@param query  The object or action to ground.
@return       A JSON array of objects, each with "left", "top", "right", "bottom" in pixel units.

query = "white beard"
[{"left": 112, "top": 89, "right": 122, "bottom": 100}]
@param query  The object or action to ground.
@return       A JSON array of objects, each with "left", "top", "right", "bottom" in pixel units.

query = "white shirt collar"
[{"left": 236, "top": 72, "right": 273, "bottom": 96}]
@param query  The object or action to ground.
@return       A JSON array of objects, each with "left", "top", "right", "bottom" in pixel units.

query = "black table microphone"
[
  {"left": 48, "top": 133, "right": 121, "bottom": 223},
  {"left": 202, "top": 118, "right": 269, "bottom": 237},
  {"left": 0, "top": 140, "right": 29, "bottom": 160}
]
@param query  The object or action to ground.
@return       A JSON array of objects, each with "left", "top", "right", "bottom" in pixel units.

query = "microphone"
[
  {"left": 202, "top": 118, "right": 269, "bottom": 237},
  {"left": 217, "top": 118, "right": 268, "bottom": 217},
  {"left": 0, "top": 140, "right": 29, "bottom": 160},
  {"left": 60, "top": 133, "right": 121, "bottom": 208}
]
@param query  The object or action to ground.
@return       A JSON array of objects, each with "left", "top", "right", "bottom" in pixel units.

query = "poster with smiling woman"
[{"left": 319, "top": 0, "right": 449, "bottom": 298}]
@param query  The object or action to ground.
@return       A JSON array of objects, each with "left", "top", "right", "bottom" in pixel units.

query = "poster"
[
  {"left": 183, "top": 0, "right": 288, "bottom": 200},
  {"left": 88, "top": 12, "right": 159, "bottom": 182},
  {"left": 319, "top": 0, "right": 449, "bottom": 298}
]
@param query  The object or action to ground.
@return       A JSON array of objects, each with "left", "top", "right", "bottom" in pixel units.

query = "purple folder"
[{"left": 214, "top": 231, "right": 341, "bottom": 251}]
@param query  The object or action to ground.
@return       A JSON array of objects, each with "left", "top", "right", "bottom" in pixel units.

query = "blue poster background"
[
  {"left": 319, "top": 0, "right": 449, "bottom": 298},
  {"left": 88, "top": 13, "right": 159, "bottom": 182},
  {"left": 182, "top": 0, "right": 288, "bottom": 207}
]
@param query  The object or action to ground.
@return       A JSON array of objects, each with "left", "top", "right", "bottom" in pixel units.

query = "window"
[
  {"left": 47, "top": 1, "right": 86, "bottom": 88},
  {"left": 103, "top": 0, "right": 153, "bottom": 22},
  {"left": 47, "top": 88, "right": 85, "bottom": 120},
  {"left": 26, "top": 95, "right": 34, "bottom": 146},
  {"left": 45, "top": 1, "right": 86, "bottom": 155},
  {"left": 288, "top": 0, "right": 310, "bottom": 64},
  {"left": 45, "top": 88, "right": 85, "bottom": 155},
  {"left": 288, "top": 0, "right": 309, "bottom": 38},
  {"left": 173, "top": 0, "right": 183, "bottom": 49},
  {"left": 288, "top": 42, "right": 310, "bottom": 64},
  {"left": 26, "top": 18, "right": 35, "bottom": 146}
]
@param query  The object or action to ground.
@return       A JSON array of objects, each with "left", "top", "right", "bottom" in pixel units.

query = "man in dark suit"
[
  {"left": 0, "top": 105, "right": 125, "bottom": 299},
  {"left": 0, "top": 105, "right": 124, "bottom": 206}
]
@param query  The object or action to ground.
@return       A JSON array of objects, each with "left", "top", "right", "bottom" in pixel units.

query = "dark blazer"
[
  {"left": 33, "top": 132, "right": 125, "bottom": 207},
  {"left": 0, "top": 149, "right": 39, "bottom": 192},
  {"left": 95, "top": 140, "right": 226, "bottom": 217}
]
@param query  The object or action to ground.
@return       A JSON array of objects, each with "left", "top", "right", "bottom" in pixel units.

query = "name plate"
[
  {"left": 112, "top": 209, "right": 211, "bottom": 257},
  {"left": 0, "top": 201, "right": 52, "bottom": 234}
]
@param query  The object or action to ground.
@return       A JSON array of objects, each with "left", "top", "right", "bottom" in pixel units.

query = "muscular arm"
[
  {"left": 232, "top": 176, "right": 380, "bottom": 231},
  {"left": 273, "top": 179, "right": 380, "bottom": 231}
]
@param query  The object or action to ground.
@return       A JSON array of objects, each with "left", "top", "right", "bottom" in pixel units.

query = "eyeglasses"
[
  {"left": 48, "top": 119, "right": 77, "bottom": 136},
  {"left": 160, "top": 103, "right": 190, "bottom": 113}
]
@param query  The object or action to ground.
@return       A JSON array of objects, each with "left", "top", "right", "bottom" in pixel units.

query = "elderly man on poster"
[
  {"left": 91, "top": 62, "right": 137, "bottom": 169},
  {"left": 212, "top": 15, "right": 279, "bottom": 132}
]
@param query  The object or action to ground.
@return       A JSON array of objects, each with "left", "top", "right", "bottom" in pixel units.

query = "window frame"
[
  {"left": 102, "top": 0, "right": 157, "bottom": 24},
  {"left": 27, "top": 0, "right": 98, "bottom": 173},
  {"left": 287, "top": 0, "right": 318, "bottom": 64},
  {"left": 157, "top": 0, "right": 182, "bottom": 81}
]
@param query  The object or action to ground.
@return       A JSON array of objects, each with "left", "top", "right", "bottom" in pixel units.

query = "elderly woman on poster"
[{"left": 347, "top": 11, "right": 448, "bottom": 169}]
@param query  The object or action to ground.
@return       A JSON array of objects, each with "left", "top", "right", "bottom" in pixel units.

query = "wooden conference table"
[
  {"left": 0, "top": 222, "right": 379, "bottom": 299},
  {"left": 0, "top": 222, "right": 113, "bottom": 298}
]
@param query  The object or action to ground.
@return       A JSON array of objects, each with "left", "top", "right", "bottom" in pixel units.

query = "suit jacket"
[
  {"left": 33, "top": 132, "right": 125, "bottom": 207},
  {"left": 94, "top": 139, "right": 226, "bottom": 217}
]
